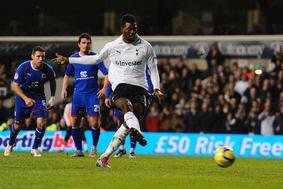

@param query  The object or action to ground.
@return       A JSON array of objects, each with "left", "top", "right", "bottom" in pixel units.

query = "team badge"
[{"left": 14, "top": 73, "right": 19, "bottom": 80}]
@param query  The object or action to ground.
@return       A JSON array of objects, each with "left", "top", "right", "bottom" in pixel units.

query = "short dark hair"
[
  {"left": 78, "top": 33, "right": 92, "bottom": 43},
  {"left": 120, "top": 14, "right": 136, "bottom": 27},
  {"left": 32, "top": 46, "right": 45, "bottom": 55}
]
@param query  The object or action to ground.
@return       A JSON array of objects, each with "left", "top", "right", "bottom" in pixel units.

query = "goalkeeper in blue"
[
  {"left": 61, "top": 33, "right": 109, "bottom": 157},
  {"left": 4, "top": 46, "right": 56, "bottom": 157}
]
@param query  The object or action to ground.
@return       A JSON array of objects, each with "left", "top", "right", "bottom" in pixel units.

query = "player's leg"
[
  {"left": 129, "top": 133, "right": 136, "bottom": 158},
  {"left": 113, "top": 110, "right": 126, "bottom": 158},
  {"left": 4, "top": 100, "right": 29, "bottom": 156},
  {"left": 78, "top": 117, "right": 88, "bottom": 152},
  {"left": 96, "top": 84, "right": 145, "bottom": 168},
  {"left": 4, "top": 122, "right": 23, "bottom": 156},
  {"left": 31, "top": 117, "right": 46, "bottom": 157},
  {"left": 80, "top": 120, "right": 88, "bottom": 152},
  {"left": 70, "top": 95, "right": 85, "bottom": 157},
  {"left": 96, "top": 123, "right": 129, "bottom": 168},
  {"left": 129, "top": 102, "right": 145, "bottom": 158},
  {"left": 112, "top": 84, "right": 147, "bottom": 146},
  {"left": 63, "top": 126, "right": 72, "bottom": 147},
  {"left": 87, "top": 94, "right": 101, "bottom": 157},
  {"left": 31, "top": 99, "right": 48, "bottom": 157},
  {"left": 114, "top": 98, "right": 147, "bottom": 146},
  {"left": 71, "top": 115, "right": 84, "bottom": 157},
  {"left": 87, "top": 115, "right": 99, "bottom": 157}
]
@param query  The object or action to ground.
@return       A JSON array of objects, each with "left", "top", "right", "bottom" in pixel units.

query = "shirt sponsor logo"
[
  {"left": 114, "top": 60, "right": 142, "bottom": 66},
  {"left": 80, "top": 71, "right": 88, "bottom": 78}
]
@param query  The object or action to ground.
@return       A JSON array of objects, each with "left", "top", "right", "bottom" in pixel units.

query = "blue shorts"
[
  {"left": 15, "top": 96, "right": 47, "bottom": 124},
  {"left": 114, "top": 108, "right": 123, "bottom": 119},
  {"left": 72, "top": 92, "right": 100, "bottom": 117}
]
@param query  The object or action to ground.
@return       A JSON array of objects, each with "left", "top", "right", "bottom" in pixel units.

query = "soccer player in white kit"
[{"left": 54, "top": 14, "right": 163, "bottom": 168}]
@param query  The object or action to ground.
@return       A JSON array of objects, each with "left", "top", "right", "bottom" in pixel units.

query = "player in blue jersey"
[
  {"left": 108, "top": 66, "right": 154, "bottom": 158},
  {"left": 61, "top": 33, "right": 109, "bottom": 157},
  {"left": 4, "top": 46, "right": 56, "bottom": 157}
]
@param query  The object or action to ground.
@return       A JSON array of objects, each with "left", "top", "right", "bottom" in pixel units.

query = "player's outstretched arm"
[
  {"left": 53, "top": 53, "right": 104, "bottom": 65},
  {"left": 52, "top": 54, "right": 69, "bottom": 64}
]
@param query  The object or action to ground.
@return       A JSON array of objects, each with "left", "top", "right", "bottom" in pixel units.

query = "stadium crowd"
[{"left": 1, "top": 49, "right": 283, "bottom": 135}]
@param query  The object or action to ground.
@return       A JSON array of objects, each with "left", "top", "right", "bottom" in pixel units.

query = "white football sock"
[
  {"left": 101, "top": 125, "right": 129, "bottom": 158},
  {"left": 130, "top": 147, "right": 135, "bottom": 153},
  {"left": 124, "top": 112, "right": 142, "bottom": 133},
  {"left": 120, "top": 144, "right": 125, "bottom": 151}
]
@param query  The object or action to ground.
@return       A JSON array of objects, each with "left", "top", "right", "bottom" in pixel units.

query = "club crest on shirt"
[
  {"left": 14, "top": 73, "right": 19, "bottom": 80},
  {"left": 42, "top": 73, "right": 46, "bottom": 78}
]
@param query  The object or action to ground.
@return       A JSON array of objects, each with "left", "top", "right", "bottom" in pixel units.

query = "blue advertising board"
[{"left": 0, "top": 131, "right": 282, "bottom": 158}]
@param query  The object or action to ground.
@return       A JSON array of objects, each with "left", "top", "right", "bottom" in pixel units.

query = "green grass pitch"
[{"left": 0, "top": 152, "right": 283, "bottom": 189}]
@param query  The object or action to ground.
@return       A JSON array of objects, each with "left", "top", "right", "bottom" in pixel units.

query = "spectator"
[
  {"left": 159, "top": 105, "right": 172, "bottom": 132},
  {"left": 145, "top": 103, "right": 160, "bottom": 132},
  {"left": 184, "top": 100, "right": 199, "bottom": 133},
  {"left": 270, "top": 50, "right": 283, "bottom": 73},
  {"left": 244, "top": 110, "right": 260, "bottom": 135},
  {"left": 258, "top": 100, "right": 276, "bottom": 135},
  {"left": 205, "top": 43, "right": 225, "bottom": 75},
  {"left": 171, "top": 104, "right": 185, "bottom": 132},
  {"left": 211, "top": 103, "right": 226, "bottom": 133},
  {"left": 273, "top": 104, "right": 283, "bottom": 135},
  {"left": 189, "top": 63, "right": 202, "bottom": 83},
  {"left": 197, "top": 101, "right": 214, "bottom": 133},
  {"left": 234, "top": 74, "right": 249, "bottom": 96}
]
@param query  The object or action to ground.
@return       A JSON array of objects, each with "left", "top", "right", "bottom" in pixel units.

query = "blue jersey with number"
[
  {"left": 65, "top": 52, "right": 108, "bottom": 94},
  {"left": 13, "top": 61, "right": 56, "bottom": 99}
]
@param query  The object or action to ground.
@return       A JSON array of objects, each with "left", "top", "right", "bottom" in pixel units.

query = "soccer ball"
[{"left": 214, "top": 146, "right": 236, "bottom": 168}]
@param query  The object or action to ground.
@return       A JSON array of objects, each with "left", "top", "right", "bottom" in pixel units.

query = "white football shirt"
[{"left": 69, "top": 35, "right": 160, "bottom": 91}]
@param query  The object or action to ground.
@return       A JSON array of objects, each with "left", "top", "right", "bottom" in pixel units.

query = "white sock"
[
  {"left": 130, "top": 147, "right": 135, "bottom": 153},
  {"left": 124, "top": 112, "right": 142, "bottom": 133},
  {"left": 101, "top": 125, "right": 129, "bottom": 158},
  {"left": 120, "top": 144, "right": 125, "bottom": 151}
]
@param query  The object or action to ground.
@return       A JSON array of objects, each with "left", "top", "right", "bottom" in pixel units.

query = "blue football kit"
[
  {"left": 14, "top": 61, "right": 56, "bottom": 124},
  {"left": 65, "top": 52, "right": 108, "bottom": 117}
]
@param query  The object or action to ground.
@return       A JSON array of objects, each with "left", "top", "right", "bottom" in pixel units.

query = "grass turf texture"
[{"left": 0, "top": 153, "right": 283, "bottom": 189}]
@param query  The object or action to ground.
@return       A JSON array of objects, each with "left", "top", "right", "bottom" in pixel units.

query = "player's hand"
[
  {"left": 52, "top": 53, "right": 69, "bottom": 64},
  {"left": 61, "top": 89, "right": 67, "bottom": 101},
  {"left": 24, "top": 98, "right": 36, "bottom": 107},
  {"left": 105, "top": 99, "right": 112, "bottom": 108},
  {"left": 98, "top": 88, "right": 106, "bottom": 98},
  {"left": 152, "top": 89, "right": 164, "bottom": 104},
  {"left": 47, "top": 96, "right": 55, "bottom": 109}
]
